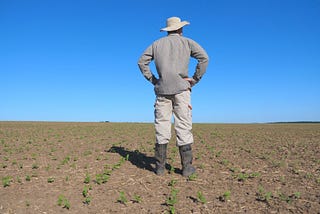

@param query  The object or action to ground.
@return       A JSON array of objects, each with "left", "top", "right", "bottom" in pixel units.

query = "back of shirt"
[{"left": 138, "top": 33, "right": 209, "bottom": 95}]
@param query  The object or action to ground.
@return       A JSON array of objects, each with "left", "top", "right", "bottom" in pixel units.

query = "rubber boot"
[
  {"left": 155, "top": 143, "right": 167, "bottom": 175},
  {"left": 179, "top": 144, "right": 196, "bottom": 177}
]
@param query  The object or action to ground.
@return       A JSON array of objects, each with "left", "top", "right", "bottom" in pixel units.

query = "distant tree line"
[{"left": 268, "top": 121, "right": 320, "bottom": 124}]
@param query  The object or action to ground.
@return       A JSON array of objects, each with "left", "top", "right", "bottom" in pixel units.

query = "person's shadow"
[{"left": 107, "top": 146, "right": 179, "bottom": 174}]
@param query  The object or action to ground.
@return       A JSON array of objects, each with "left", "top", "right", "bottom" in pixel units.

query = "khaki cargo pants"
[{"left": 154, "top": 90, "right": 193, "bottom": 146}]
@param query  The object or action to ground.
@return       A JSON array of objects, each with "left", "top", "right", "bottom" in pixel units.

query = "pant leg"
[
  {"left": 173, "top": 90, "right": 193, "bottom": 146},
  {"left": 154, "top": 95, "right": 173, "bottom": 145}
]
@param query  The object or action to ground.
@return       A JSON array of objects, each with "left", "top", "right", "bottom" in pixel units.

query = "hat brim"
[{"left": 160, "top": 21, "right": 190, "bottom": 32}]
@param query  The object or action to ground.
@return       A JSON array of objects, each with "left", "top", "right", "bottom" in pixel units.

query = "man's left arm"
[{"left": 189, "top": 40, "right": 209, "bottom": 85}]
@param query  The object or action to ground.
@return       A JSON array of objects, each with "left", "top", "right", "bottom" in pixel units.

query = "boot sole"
[{"left": 182, "top": 166, "right": 196, "bottom": 177}]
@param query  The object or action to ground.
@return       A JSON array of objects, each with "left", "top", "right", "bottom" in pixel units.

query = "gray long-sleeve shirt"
[{"left": 138, "top": 33, "right": 209, "bottom": 95}]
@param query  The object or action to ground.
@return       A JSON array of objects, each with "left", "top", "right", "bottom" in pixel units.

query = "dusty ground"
[{"left": 0, "top": 122, "right": 319, "bottom": 213}]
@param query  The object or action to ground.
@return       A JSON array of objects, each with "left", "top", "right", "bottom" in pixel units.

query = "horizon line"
[{"left": 1, "top": 120, "right": 320, "bottom": 124}]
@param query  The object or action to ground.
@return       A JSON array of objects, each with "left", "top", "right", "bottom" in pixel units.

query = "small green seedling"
[
  {"left": 57, "top": 195, "right": 70, "bottom": 209},
  {"left": 219, "top": 190, "right": 231, "bottom": 202},
  {"left": 17, "top": 176, "right": 22, "bottom": 184},
  {"left": 168, "top": 179, "right": 177, "bottom": 187},
  {"left": 82, "top": 186, "right": 89, "bottom": 197},
  {"left": 82, "top": 185, "right": 92, "bottom": 205},
  {"left": 84, "top": 173, "right": 90, "bottom": 184},
  {"left": 47, "top": 177, "right": 55, "bottom": 183},
  {"left": 32, "top": 163, "right": 39, "bottom": 169},
  {"left": 197, "top": 191, "right": 207, "bottom": 204},
  {"left": 169, "top": 165, "right": 175, "bottom": 174},
  {"left": 257, "top": 185, "right": 273, "bottom": 203},
  {"left": 95, "top": 172, "right": 110, "bottom": 185},
  {"left": 166, "top": 188, "right": 178, "bottom": 206},
  {"left": 2, "top": 176, "right": 12, "bottom": 187},
  {"left": 84, "top": 196, "right": 92, "bottom": 205},
  {"left": 294, "top": 192, "right": 301, "bottom": 199},
  {"left": 117, "top": 191, "right": 128, "bottom": 205},
  {"left": 187, "top": 173, "right": 197, "bottom": 181},
  {"left": 61, "top": 156, "right": 70, "bottom": 165},
  {"left": 132, "top": 194, "right": 142, "bottom": 203}
]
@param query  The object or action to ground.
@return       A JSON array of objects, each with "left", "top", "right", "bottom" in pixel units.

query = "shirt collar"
[{"left": 168, "top": 33, "right": 181, "bottom": 36}]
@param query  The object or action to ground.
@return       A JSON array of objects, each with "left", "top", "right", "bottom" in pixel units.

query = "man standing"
[{"left": 138, "top": 17, "right": 209, "bottom": 177}]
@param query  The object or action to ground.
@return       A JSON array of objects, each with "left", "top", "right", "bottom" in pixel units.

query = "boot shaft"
[
  {"left": 179, "top": 144, "right": 196, "bottom": 177},
  {"left": 155, "top": 143, "right": 167, "bottom": 175},
  {"left": 179, "top": 144, "right": 193, "bottom": 165},
  {"left": 155, "top": 143, "right": 167, "bottom": 163}
]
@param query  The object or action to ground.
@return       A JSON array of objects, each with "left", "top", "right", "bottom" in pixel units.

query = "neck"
[{"left": 168, "top": 28, "right": 183, "bottom": 36}]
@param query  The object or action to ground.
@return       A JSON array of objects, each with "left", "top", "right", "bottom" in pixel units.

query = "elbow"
[
  {"left": 137, "top": 58, "right": 142, "bottom": 67},
  {"left": 204, "top": 53, "right": 209, "bottom": 63},
  {"left": 137, "top": 60, "right": 144, "bottom": 70},
  {"left": 200, "top": 55, "right": 209, "bottom": 66},
  {"left": 203, "top": 55, "right": 209, "bottom": 67}
]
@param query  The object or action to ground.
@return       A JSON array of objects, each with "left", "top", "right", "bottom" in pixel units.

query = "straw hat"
[{"left": 160, "top": 17, "right": 190, "bottom": 32}]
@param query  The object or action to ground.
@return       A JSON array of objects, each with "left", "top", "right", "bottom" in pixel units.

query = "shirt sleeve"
[
  {"left": 189, "top": 39, "right": 209, "bottom": 84},
  {"left": 138, "top": 45, "right": 158, "bottom": 85}
]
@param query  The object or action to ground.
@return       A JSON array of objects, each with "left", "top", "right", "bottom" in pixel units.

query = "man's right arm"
[{"left": 138, "top": 45, "right": 158, "bottom": 85}]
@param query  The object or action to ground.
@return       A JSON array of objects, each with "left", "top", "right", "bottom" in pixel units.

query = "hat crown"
[{"left": 166, "top": 17, "right": 182, "bottom": 28}]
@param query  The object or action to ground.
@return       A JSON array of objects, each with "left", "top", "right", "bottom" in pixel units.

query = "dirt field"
[{"left": 0, "top": 122, "right": 319, "bottom": 213}]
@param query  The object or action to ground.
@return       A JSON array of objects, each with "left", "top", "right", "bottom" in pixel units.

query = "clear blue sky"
[{"left": 1, "top": 0, "right": 319, "bottom": 123}]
